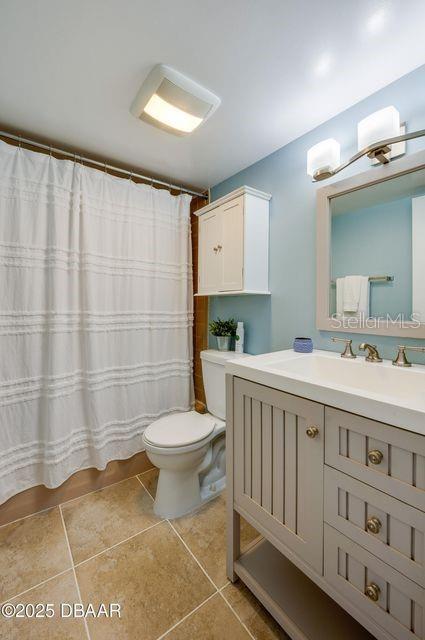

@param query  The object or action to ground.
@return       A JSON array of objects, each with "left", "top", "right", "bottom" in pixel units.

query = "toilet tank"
[{"left": 200, "top": 350, "right": 250, "bottom": 420}]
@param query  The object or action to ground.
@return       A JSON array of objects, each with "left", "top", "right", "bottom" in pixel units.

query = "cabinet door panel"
[
  {"left": 219, "top": 197, "right": 244, "bottom": 291},
  {"left": 198, "top": 209, "right": 220, "bottom": 293},
  {"left": 233, "top": 377, "right": 324, "bottom": 574}
]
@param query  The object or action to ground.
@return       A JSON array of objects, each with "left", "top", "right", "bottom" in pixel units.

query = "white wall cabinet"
[{"left": 196, "top": 186, "right": 271, "bottom": 296}]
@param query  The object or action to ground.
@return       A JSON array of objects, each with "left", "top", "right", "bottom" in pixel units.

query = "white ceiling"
[{"left": 1, "top": 0, "right": 425, "bottom": 190}]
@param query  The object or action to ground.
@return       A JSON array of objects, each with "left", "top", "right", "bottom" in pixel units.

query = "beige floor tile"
[
  {"left": 0, "top": 507, "right": 71, "bottom": 602},
  {"left": 172, "top": 492, "right": 260, "bottom": 588},
  {"left": 164, "top": 593, "right": 251, "bottom": 639},
  {"left": 61, "top": 477, "right": 161, "bottom": 564},
  {"left": 75, "top": 520, "right": 215, "bottom": 640},
  {"left": 138, "top": 467, "right": 159, "bottom": 499},
  {"left": 0, "top": 570, "right": 86, "bottom": 640},
  {"left": 222, "top": 581, "right": 289, "bottom": 640}
]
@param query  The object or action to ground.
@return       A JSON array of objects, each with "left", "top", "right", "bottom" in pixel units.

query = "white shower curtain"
[{"left": 0, "top": 140, "right": 193, "bottom": 505}]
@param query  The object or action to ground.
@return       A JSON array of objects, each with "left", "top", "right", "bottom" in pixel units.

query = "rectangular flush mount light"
[{"left": 130, "top": 64, "right": 221, "bottom": 135}]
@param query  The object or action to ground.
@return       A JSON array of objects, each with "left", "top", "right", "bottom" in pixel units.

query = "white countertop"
[{"left": 225, "top": 349, "right": 425, "bottom": 435}]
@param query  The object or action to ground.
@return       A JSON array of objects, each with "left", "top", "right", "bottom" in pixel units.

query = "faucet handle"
[
  {"left": 331, "top": 337, "right": 356, "bottom": 359},
  {"left": 393, "top": 345, "right": 425, "bottom": 367}
]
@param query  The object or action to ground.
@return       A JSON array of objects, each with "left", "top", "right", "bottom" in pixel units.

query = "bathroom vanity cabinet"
[
  {"left": 226, "top": 373, "right": 425, "bottom": 640},
  {"left": 195, "top": 186, "right": 270, "bottom": 296}
]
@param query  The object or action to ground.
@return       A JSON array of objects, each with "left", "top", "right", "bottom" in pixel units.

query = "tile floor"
[{"left": 0, "top": 468, "right": 289, "bottom": 640}]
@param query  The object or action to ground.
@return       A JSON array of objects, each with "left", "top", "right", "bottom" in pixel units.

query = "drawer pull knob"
[
  {"left": 366, "top": 516, "right": 382, "bottom": 534},
  {"left": 365, "top": 583, "right": 381, "bottom": 602},
  {"left": 306, "top": 426, "right": 319, "bottom": 438},
  {"left": 368, "top": 450, "right": 383, "bottom": 465}
]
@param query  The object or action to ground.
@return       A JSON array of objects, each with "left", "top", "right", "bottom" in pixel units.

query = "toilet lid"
[{"left": 143, "top": 411, "right": 216, "bottom": 448}]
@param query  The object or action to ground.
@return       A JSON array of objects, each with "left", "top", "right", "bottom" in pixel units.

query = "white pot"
[{"left": 216, "top": 336, "right": 231, "bottom": 351}]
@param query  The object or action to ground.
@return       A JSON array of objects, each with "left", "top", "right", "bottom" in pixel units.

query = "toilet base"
[
  {"left": 149, "top": 433, "right": 226, "bottom": 519},
  {"left": 153, "top": 467, "right": 204, "bottom": 519}
]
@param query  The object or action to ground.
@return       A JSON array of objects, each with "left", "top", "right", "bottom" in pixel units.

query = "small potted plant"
[{"left": 209, "top": 317, "right": 237, "bottom": 351}]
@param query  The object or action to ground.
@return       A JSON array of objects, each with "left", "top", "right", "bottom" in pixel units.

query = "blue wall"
[
  {"left": 331, "top": 197, "right": 413, "bottom": 319},
  {"left": 209, "top": 64, "right": 425, "bottom": 361}
]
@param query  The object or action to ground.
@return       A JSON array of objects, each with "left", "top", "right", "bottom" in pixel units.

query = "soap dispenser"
[{"left": 235, "top": 322, "right": 244, "bottom": 354}]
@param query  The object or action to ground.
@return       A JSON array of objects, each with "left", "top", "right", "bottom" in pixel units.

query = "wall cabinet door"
[
  {"left": 198, "top": 208, "right": 221, "bottom": 293},
  {"left": 232, "top": 377, "right": 325, "bottom": 574},
  {"left": 219, "top": 197, "right": 244, "bottom": 291}
]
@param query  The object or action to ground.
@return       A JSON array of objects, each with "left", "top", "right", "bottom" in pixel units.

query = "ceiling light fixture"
[
  {"left": 130, "top": 64, "right": 221, "bottom": 135},
  {"left": 306, "top": 105, "right": 425, "bottom": 182}
]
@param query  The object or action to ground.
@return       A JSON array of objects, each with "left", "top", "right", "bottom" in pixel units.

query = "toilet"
[{"left": 142, "top": 349, "right": 249, "bottom": 518}]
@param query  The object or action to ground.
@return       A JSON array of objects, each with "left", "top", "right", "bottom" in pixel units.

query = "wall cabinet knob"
[
  {"left": 217, "top": 244, "right": 222, "bottom": 251},
  {"left": 306, "top": 426, "right": 319, "bottom": 438},
  {"left": 365, "top": 583, "right": 380, "bottom": 602},
  {"left": 368, "top": 450, "right": 383, "bottom": 465},
  {"left": 213, "top": 246, "right": 218, "bottom": 253},
  {"left": 366, "top": 516, "right": 382, "bottom": 534}
]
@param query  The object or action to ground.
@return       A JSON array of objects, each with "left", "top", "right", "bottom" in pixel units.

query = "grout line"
[
  {"left": 137, "top": 474, "right": 228, "bottom": 592},
  {"left": 137, "top": 474, "right": 156, "bottom": 501},
  {"left": 2, "top": 485, "right": 164, "bottom": 605},
  {"left": 0, "top": 503, "right": 57, "bottom": 531},
  {"left": 166, "top": 519, "right": 219, "bottom": 591},
  {"left": 59, "top": 505, "right": 91, "bottom": 640},
  {"left": 58, "top": 474, "right": 142, "bottom": 509},
  {"left": 73, "top": 520, "right": 165, "bottom": 569},
  {"left": 155, "top": 592, "right": 218, "bottom": 640},
  {"left": 0, "top": 568, "right": 72, "bottom": 607},
  {"left": 218, "top": 589, "right": 256, "bottom": 640},
  {"left": 0, "top": 466, "right": 155, "bottom": 531},
  {"left": 137, "top": 465, "right": 156, "bottom": 478}
]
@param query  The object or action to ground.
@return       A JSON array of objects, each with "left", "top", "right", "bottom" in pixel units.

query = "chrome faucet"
[
  {"left": 359, "top": 343, "right": 382, "bottom": 363},
  {"left": 392, "top": 345, "right": 425, "bottom": 367},
  {"left": 331, "top": 337, "right": 356, "bottom": 359}
]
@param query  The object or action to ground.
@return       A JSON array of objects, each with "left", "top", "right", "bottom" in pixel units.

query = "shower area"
[{"left": 0, "top": 137, "right": 197, "bottom": 521}]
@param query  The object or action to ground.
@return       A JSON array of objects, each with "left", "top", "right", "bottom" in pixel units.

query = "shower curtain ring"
[
  {"left": 18, "top": 135, "right": 22, "bottom": 149},
  {"left": 128, "top": 171, "right": 133, "bottom": 182}
]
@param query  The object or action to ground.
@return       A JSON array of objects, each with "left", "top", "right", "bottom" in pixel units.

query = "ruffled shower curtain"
[{"left": 0, "top": 140, "right": 193, "bottom": 505}]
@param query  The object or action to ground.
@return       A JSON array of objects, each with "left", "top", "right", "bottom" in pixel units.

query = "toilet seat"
[{"left": 143, "top": 411, "right": 218, "bottom": 449}]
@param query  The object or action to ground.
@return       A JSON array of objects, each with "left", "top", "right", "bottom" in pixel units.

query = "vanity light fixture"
[
  {"left": 307, "top": 105, "right": 425, "bottom": 182},
  {"left": 130, "top": 64, "right": 221, "bottom": 135},
  {"left": 357, "top": 106, "right": 400, "bottom": 164},
  {"left": 306, "top": 139, "right": 340, "bottom": 180}
]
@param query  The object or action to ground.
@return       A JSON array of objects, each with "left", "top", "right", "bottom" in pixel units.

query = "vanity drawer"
[
  {"left": 324, "top": 524, "right": 425, "bottom": 640},
  {"left": 325, "top": 408, "right": 425, "bottom": 512},
  {"left": 325, "top": 466, "right": 425, "bottom": 587}
]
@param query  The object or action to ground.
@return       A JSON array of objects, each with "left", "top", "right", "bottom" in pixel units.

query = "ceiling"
[{"left": 1, "top": 0, "right": 425, "bottom": 190}]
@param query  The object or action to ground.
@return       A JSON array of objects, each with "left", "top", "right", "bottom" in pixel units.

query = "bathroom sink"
[
  {"left": 263, "top": 354, "right": 424, "bottom": 401},
  {"left": 225, "top": 349, "right": 425, "bottom": 434}
]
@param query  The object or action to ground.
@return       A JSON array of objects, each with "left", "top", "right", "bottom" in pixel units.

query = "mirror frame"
[{"left": 316, "top": 148, "right": 425, "bottom": 337}]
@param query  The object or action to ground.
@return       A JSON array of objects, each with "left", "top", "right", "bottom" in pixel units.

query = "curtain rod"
[{"left": 0, "top": 130, "right": 208, "bottom": 199}]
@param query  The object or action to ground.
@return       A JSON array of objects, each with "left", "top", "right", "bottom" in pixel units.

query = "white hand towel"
[
  {"left": 336, "top": 278, "right": 345, "bottom": 317},
  {"left": 344, "top": 275, "right": 363, "bottom": 312},
  {"left": 336, "top": 276, "right": 370, "bottom": 319}
]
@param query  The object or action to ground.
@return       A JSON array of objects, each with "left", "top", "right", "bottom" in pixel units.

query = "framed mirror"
[{"left": 316, "top": 149, "right": 425, "bottom": 337}]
